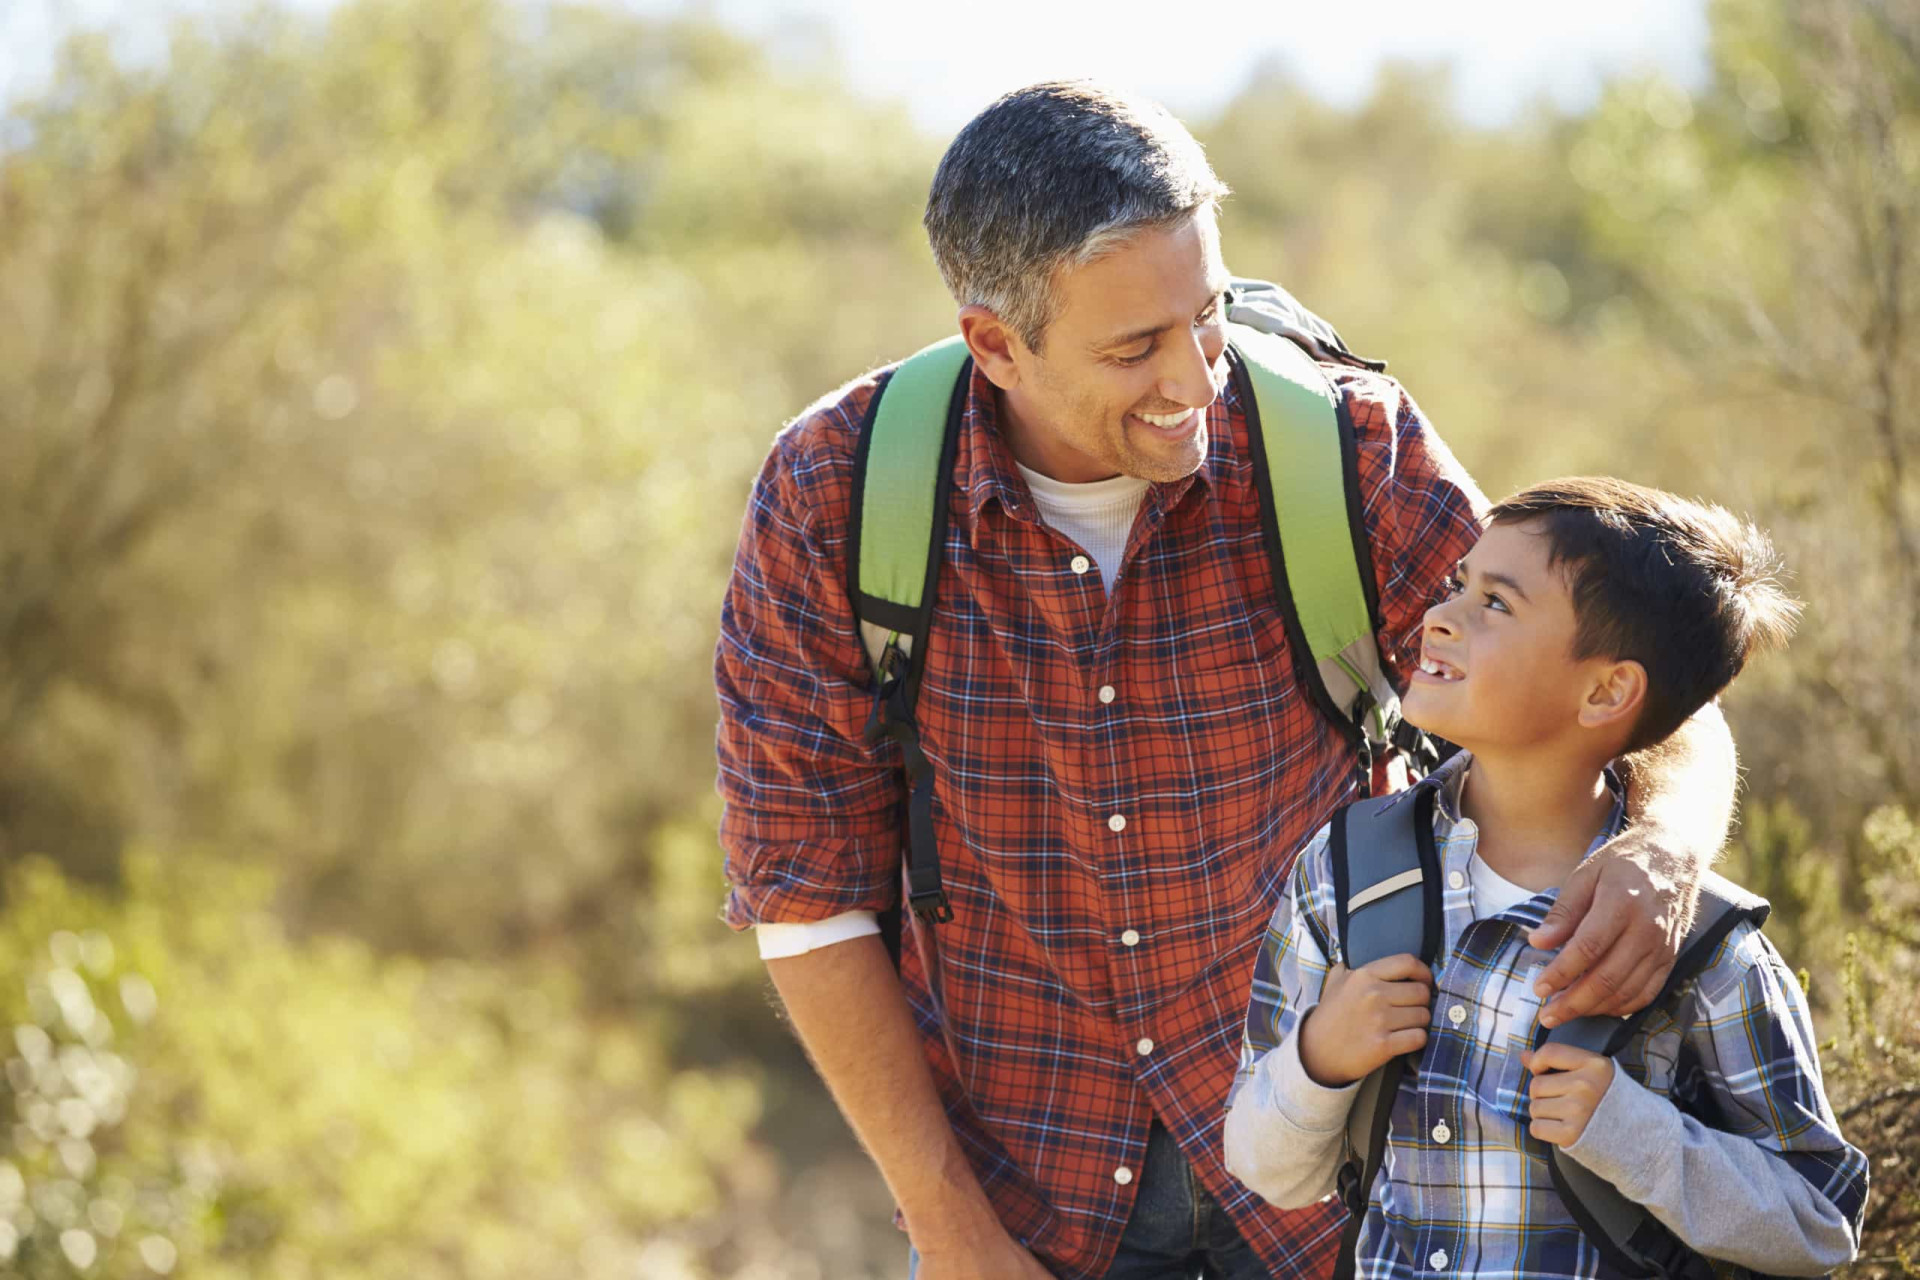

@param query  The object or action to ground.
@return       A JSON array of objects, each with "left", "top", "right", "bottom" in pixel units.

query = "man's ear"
[
  {"left": 1579, "top": 659, "right": 1648, "bottom": 735},
  {"left": 959, "top": 305, "right": 1022, "bottom": 391}
]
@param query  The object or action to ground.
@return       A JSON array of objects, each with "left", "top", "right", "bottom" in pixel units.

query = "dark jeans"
[{"left": 908, "top": 1122, "right": 1271, "bottom": 1279}]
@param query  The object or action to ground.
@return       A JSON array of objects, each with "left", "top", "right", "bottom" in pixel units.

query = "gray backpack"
[{"left": 1329, "top": 775, "right": 1770, "bottom": 1280}]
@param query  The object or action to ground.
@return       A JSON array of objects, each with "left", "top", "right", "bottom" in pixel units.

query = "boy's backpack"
[
  {"left": 849, "top": 280, "right": 1438, "bottom": 934},
  {"left": 1328, "top": 774, "right": 1772, "bottom": 1280}
]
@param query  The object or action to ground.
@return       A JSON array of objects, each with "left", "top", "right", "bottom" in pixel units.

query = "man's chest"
[{"left": 902, "top": 489, "right": 1362, "bottom": 948}]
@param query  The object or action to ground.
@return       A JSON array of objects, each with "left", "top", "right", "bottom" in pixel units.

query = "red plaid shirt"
[{"left": 715, "top": 352, "right": 1485, "bottom": 1279}]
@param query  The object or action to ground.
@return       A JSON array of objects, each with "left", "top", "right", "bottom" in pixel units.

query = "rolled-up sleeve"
[{"left": 715, "top": 403, "right": 905, "bottom": 929}]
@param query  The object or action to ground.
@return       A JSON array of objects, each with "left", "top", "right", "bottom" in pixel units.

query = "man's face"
[
  {"left": 1402, "top": 520, "right": 1616, "bottom": 756},
  {"left": 996, "top": 213, "right": 1231, "bottom": 484}
]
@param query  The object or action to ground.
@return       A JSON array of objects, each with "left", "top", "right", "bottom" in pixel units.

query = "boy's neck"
[{"left": 1457, "top": 747, "right": 1616, "bottom": 893}]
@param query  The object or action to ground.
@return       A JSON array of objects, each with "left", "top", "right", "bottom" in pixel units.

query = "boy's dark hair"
[{"left": 1489, "top": 476, "right": 1801, "bottom": 753}]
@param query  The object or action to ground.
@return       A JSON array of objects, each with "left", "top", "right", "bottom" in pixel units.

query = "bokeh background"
[{"left": 0, "top": 0, "right": 1915, "bottom": 1276}]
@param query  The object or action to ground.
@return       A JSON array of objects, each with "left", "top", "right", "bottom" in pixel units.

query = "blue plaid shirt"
[{"left": 1225, "top": 751, "right": 1869, "bottom": 1279}]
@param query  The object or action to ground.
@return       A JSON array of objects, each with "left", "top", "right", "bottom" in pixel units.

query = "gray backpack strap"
[
  {"left": 1227, "top": 278, "right": 1387, "bottom": 373},
  {"left": 1326, "top": 781, "right": 1447, "bottom": 1280},
  {"left": 1536, "top": 874, "right": 1770, "bottom": 1279}
]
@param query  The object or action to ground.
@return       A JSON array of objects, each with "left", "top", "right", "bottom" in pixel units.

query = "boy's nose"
[{"left": 1422, "top": 601, "right": 1462, "bottom": 639}]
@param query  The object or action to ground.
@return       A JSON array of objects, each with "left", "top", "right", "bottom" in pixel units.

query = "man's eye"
[
  {"left": 1116, "top": 344, "right": 1155, "bottom": 366},
  {"left": 1196, "top": 301, "right": 1222, "bottom": 326}
]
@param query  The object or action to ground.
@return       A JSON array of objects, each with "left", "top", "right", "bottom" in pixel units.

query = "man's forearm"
[
  {"left": 765, "top": 935, "right": 1001, "bottom": 1251},
  {"left": 1617, "top": 700, "right": 1738, "bottom": 870}
]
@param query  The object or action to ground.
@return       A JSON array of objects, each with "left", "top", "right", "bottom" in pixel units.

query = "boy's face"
[{"left": 1402, "top": 519, "right": 1633, "bottom": 757}]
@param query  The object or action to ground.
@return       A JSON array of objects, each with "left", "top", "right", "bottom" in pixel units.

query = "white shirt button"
[
  {"left": 1447, "top": 1004, "right": 1467, "bottom": 1026},
  {"left": 1098, "top": 685, "right": 1117, "bottom": 704},
  {"left": 1120, "top": 929, "right": 1142, "bottom": 948},
  {"left": 1429, "top": 1250, "right": 1449, "bottom": 1270},
  {"left": 1448, "top": 871, "right": 1467, "bottom": 890},
  {"left": 1114, "top": 1166, "right": 1134, "bottom": 1186},
  {"left": 1432, "top": 1121, "right": 1452, "bottom": 1144},
  {"left": 1136, "top": 1038, "right": 1155, "bottom": 1056},
  {"left": 1070, "top": 555, "right": 1092, "bottom": 576},
  {"left": 1108, "top": 813, "right": 1128, "bottom": 833}
]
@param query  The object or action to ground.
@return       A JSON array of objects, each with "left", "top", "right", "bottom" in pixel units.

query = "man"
[{"left": 714, "top": 81, "right": 1736, "bottom": 1280}]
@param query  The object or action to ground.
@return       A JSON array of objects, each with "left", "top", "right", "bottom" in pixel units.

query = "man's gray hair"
[{"left": 924, "top": 80, "right": 1230, "bottom": 352}]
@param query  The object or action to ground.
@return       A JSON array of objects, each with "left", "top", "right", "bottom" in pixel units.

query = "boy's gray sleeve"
[
  {"left": 1562, "top": 927, "right": 1869, "bottom": 1275},
  {"left": 1223, "top": 826, "right": 1359, "bottom": 1209}
]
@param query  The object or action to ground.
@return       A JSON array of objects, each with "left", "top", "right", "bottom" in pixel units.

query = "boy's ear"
[
  {"left": 959, "top": 305, "right": 1024, "bottom": 391},
  {"left": 1578, "top": 659, "right": 1647, "bottom": 735}
]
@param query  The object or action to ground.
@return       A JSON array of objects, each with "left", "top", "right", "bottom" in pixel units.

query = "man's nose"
[{"left": 1159, "top": 321, "right": 1224, "bottom": 411}]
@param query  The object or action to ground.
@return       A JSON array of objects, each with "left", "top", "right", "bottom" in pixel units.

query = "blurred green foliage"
[{"left": 0, "top": 0, "right": 1913, "bottom": 1274}]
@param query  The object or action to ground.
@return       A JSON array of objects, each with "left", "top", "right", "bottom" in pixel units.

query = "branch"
[{"left": 1838, "top": 1082, "right": 1920, "bottom": 1121}]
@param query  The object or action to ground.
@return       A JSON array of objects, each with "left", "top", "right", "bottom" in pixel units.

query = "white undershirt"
[
  {"left": 754, "top": 463, "right": 1153, "bottom": 959},
  {"left": 1014, "top": 462, "right": 1151, "bottom": 594},
  {"left": 1468, "top": 848, "right": 1539, "bottom": 919}
]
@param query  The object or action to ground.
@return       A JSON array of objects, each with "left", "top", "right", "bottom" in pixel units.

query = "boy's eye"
[
  {"left": 1443, "top": 574, "right": 1465, "bottom": 596},
  {"left": 1484, "top": 592, "right": 1510, "bottom": 615}
]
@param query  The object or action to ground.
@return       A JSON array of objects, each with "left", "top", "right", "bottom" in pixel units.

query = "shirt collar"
[
  {"left": 957, "top": 362, "right": 1036, "bottom": 530},
  {"left": 1430, "top": 751, "right": 1629, "bottom": 932},
  {"left": 1427, "top": 749, "right": 1626, "bottom": 834}
]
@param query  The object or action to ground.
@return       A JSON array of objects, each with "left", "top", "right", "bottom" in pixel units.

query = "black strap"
[
  {"left": 862, "top": 643, "right": 952, "bottom": 924},
  {"left": 851, "top": 363, "right": 970, "bottom": 933},
  {"left": 1331, "top": 1054, "right": 1408, "bottom": 1280}
]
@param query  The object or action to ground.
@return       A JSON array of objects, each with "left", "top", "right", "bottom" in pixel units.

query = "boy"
[{"left": 1223, "top": 478, "right": 1868, "bottom": 1278}]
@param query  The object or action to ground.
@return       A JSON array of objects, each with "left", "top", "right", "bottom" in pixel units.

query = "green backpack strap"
[
  {"left": 1227, "top": 320, "right": 1431, "bottom": 784},
  {"left": 847, "top": 334, "right": 972, "bottom": 926}
]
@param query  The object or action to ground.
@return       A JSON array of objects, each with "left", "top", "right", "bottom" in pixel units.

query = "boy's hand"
[
  {"left": 1297, "top": 954, "right": 1434, "bottom": 1087},
  {"left": 1521, "top": 1043, "right": 1615, "bottom": 1147}
]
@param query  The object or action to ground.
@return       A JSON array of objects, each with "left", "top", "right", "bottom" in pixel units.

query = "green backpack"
[{"left": 851, "top": 281, "right": 1438, "bottom": 928}]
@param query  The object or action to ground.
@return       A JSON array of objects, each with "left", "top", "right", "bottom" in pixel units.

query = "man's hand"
[
  {"left": 1297, "top": 955, "right": 1434, "bottom": 1087},
  {"left": 914, "top": 1225, "right": 1056, "bottom": 1280},
  {"left": 1525, "top": 827, "right": 1700, "bottom": 1027},
  {"left": 1521, "top": 1043, "right": 1614, "bottom": 1147}
]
